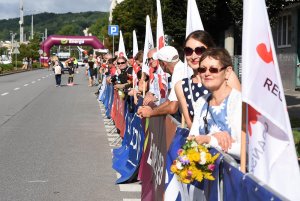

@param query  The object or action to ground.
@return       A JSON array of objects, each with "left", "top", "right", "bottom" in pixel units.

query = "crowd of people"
[{"left": 96, "top": 30, "right": 242, "bottom": 158}]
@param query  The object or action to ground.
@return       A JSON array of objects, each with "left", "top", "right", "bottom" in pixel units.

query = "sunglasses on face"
[
  {"left": 146, "top": 57, "right": 154, "bottom": 65},
  {"left": 198, "top": 66, "right": 228, "bottom": 74},
  {"left": 117, "top": 61, "right": 126, "bottom": 65},
  {"left": 184, "top": 46, "right": 206, "bottom": 56}
]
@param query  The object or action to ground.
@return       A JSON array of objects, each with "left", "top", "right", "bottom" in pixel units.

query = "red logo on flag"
[
  {"left": 256, "top": 43, "right": 273, "bottom": 63},
  {"left": 248, "top": 105, "right": 261, "bottom": 136}
]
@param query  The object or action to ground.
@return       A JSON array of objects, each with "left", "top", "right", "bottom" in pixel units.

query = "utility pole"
[
  {"left": 19, "top": 0, "right": 24, "bottom": 43},
  {"left": 31, "top": 13, "right": 34, "bottom": 40}
]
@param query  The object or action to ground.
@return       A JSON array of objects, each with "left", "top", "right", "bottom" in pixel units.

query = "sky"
[{"left": 0, "top": 0, "right": 111, "bottom": 20}]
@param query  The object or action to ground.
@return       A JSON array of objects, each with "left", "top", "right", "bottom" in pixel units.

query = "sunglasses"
[
  {"left": 184, "top": 46, "right": 206, "bottom": 56},
  {"left": 198, "top": 66, "right": 228, "bottom": 74},
  {"left": 145, "top": 57, "right": 154, "bottom": 65},
  {"left": 117, "top": 61, "right": 126, "bottom": 65}
]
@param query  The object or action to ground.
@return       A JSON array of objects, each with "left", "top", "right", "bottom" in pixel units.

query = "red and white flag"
[
  {"left": 132, "top": 30, "right": 140, "bottom": 88},
  {"left": 242, "top": 0, "right": 300, "bottom": 200},
  {"left": 118, "top": 30, "right": 127, "bottom": 59},
  {"left": 156, "top": 0, "right": 164, "bottom": 50},
  {"left": 156, "top": 0, "right": 167, "bottom": 101},
  {"left": 142, "top": 15, "right": 154, "bottom": 74},
  {"left": 133, "top": 30, "right": 138, "bottom": 58}
]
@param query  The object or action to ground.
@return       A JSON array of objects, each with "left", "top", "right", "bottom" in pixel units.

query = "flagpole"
[{"left": 240, "top": 102, "right": 247, "bottom": 173}]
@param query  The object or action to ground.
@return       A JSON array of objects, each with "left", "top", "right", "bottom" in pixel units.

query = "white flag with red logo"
[
  {"left": 242, "top": 0, "right": 300, "bottom": 200},
  {"left": 142, "top": 15, "right": 154, "bottom": 74},
  {"left": 156, "top": 0, "right": 164, "bottom": 50},
  {"left": 118, "top": 30, "right": 127, "bottom": 59},
  {"left": 132, "top": 30, "right": 140, "bottom": 88},
  {"left": 156, "top": 0, "right": 167, "bottom": 101},
  {"left": 133, "top": 30, "right": 138, "bottom": 58}
]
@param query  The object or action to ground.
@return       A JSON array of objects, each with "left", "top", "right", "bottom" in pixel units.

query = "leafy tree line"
[
  {"left": 110, "top": 0, "right": 297, "bottom": 55},
  {"left": 0, "top": 11, "right": 108, "bottom": 41}
]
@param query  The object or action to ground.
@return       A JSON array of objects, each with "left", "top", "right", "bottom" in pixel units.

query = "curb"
[{"left": 0, "top": 68, "right": 44, "bottom": 76}]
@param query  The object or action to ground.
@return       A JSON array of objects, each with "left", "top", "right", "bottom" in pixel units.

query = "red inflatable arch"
[{"left": 40, "top": 35, "right": 105, "bottom": 66}]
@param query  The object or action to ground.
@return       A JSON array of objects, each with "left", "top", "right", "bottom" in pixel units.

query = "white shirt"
[
  {"left": 168, "top": 60, "right": 193, "bottom": 101},
  {"left": 54, "top": 65, "right": 62, "bottom": 75}
]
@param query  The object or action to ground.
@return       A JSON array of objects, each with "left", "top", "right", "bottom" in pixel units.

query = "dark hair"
[
  {"left": 199, "top": 47, "right": 233, "bottom": 67},
  {"left": 137, "top": 70, "right": 149, "bottom": 82},
  {"left": 107, "top": 58, "right": 114, "bottom": 64},
  {"left": 134, "top": 50, "right": 144, "bottom": 63},
  {"left": 184, "top": 30, "right": 216, "bottom": 48}
]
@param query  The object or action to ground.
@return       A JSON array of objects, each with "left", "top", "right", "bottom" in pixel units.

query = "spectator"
[
  {"left": 53, "top": 61, "right": 62, "bottom": 87},
  {"left": 137, "top": 46, "right": 185, "bottom": 119},
  {"left": 189, "top": 48, "right": 241, "bottom": 158},
  {"left": 174, "top": 30, "right": 241, "bottom": 129}
]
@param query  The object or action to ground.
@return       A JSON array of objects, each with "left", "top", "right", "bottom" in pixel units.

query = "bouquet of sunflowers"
[{"left": 170, "top": 137, "right": 219, "bottom": 184}]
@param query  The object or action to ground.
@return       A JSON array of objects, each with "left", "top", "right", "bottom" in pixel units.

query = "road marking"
[
  {"left": 31, "top": 81, "right": 36, "bottom": 84},
  {"left": 119, "top": 184, "right": 141, "bottom": 192},
  {"left": 14, "top": 87, "right": 20, "bottom": 91},
  {"left": 37, "top": 79, "right": 41, "bottom": 81},
  {"left": 24, "top": 84, "right": 29, "bottom": 87},
  {"left": 28, "top": 180, "right": 48, "bottom": 183},
  {"left": 123, "top": 199, "right": 141, "bottom": 201},
  {"left": 1, "top": 92, "right": 9, "bottom": 96},
  {"left": 42, "top": 77, "right": 45, "bottom": 79}
]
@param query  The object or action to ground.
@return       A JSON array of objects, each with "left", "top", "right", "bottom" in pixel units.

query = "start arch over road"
[{"left": 40, "top": 35, "right": 105, "bottom": 66}]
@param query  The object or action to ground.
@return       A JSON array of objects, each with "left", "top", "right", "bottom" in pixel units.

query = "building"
[{"left": 273, "top": 3, "right": 300, "bottom": 90}]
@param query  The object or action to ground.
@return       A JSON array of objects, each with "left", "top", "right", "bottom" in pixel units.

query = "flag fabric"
[
  {"left": 132, "top": 30, "right": 140, "bottom": 88},
  {"left": 186, "top": 0, "right": 204, "bottom": 37},
  {"left": 142, "top": 15, "right": 154, "bottom": 74},
  {"left": 242, "top": 0, "right": 300, "bottom": 200},
  {"left": 118, "top": 30, "right": 127, "bottom": 59},
  {"left": 133, "top": 30, "right": 139, "bottom": 58},
  {"left": 156, "top": 0, "right": 164, "bottom": 50},
  {"left": 184, "top": 0, "right": 204, "bottom": 79}
]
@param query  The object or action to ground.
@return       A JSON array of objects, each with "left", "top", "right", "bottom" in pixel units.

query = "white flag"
[
  {"left": 132, "top": 30, "right": 138, "bottom": 58},
  {"left": 142, "top": 15, "right": 154, "bottom": 74},
  {"left": 118, "top": 30, "right": 127, "bottom": 59},
  {"left": 242, "top": 0, "right": 300, "bottom": 200},
  {"left": 156, "top": 0, "right": 164, "bottom": 50},
  {"left": 186, "top": 0, "right": 204, "bottom": 38},
  {"left": 132, "top": 30, "right": 140, "bottom": 88}
]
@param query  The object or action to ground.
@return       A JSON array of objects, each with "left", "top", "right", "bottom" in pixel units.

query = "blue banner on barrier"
[
  {"left": 98, "top": 76, "right": 107, "bottom": 101},
  {"left": 223, "top": 161, "right": 283, "bottom": 201},
  {"left": 164, "top": 127, "right": 221, "bottom": 201},
  {"left": 112, "top": 113, "right": 145, "bottom": 184},
  {"left": 105, "top": 85, "right": 114, "bottom": 118}
]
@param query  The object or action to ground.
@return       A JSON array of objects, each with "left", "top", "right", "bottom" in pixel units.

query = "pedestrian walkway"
[{"left": 285, "top": 89, "right": 300, "bottom": 127}]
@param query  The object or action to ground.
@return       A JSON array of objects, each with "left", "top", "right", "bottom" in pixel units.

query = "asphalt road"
[{"left": 0, "top": 69, "right": 140, "bottom": 201}]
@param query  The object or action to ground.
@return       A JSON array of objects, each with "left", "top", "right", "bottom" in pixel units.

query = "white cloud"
[{"left": 0, "top": 0, "right": 111, "bottom": 20}]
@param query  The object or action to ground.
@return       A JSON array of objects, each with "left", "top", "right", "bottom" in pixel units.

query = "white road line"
[
  {"left": 31, "top": 81, "right": 36, "bottom": 84},
  {"left": 14, "top": 87, "right": 20, "bottom": 91},
  {"left": 37, "top": 79, "right": 41, "bottom": 81},
  {"left": 123, "top": 199, "right": 141, "bottom": 201},
  {"left": 28, "top": 180, "right": 48, "bottom": 183},
  {"left": 42, "top": 77, "right": 45, "bottom": 79},
  {"left": 1, "top": 92, "right": 9, "bottom": 96},
  {"left": 24, "top": 84, "right": 29, "bottom": 86},
  {"left": 119, "top": 184, "right": 141, "bottom": 192}
]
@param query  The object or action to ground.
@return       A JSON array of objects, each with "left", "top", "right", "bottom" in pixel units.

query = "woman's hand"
[
  {"left": 188, "top": 135, "right": 210, "bottom": 145},
  {"left": 212, "top": 131, "right": 235, "bottom": 152}
]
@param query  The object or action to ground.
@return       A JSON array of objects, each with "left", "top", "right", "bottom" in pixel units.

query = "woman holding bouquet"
[{"left": 189, "top": 47, "right": 241, "bottom": 158}]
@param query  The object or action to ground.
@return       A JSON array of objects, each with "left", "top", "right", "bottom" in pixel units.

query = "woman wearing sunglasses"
[
  {"left": 175, "top": 30, "right": 240, "bottom": 129},
  {"left": 189, "top": 48, "right": 241, "bottom": 157}
]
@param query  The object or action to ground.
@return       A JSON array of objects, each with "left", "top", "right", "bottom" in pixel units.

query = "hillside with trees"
[{"left": 0, "top": 11, "right": 109, "bottom": 41}]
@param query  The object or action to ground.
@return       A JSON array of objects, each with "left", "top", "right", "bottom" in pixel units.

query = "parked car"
[{"left": 77, "top": 59, "right": 85, "bottom": 67}]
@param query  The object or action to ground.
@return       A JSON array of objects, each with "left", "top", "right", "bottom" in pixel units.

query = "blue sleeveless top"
[{"left": 198, "top": 95, "right": 232, "bottom": 136}]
